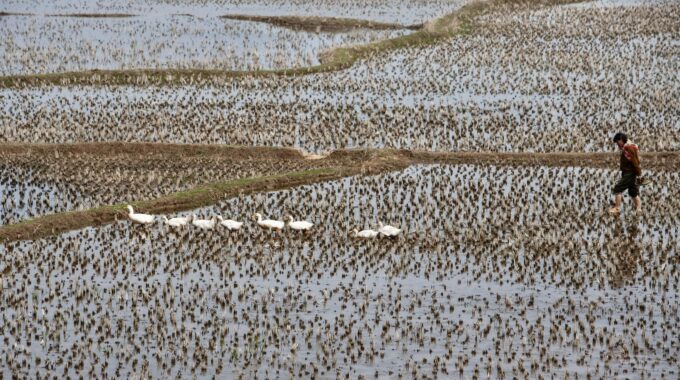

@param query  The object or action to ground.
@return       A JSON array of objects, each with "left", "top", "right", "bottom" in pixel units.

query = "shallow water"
[
  {"left": 2, "top": 1, "right": 677, "bottom": 153},
  {"left": 0, "top": 14, "right": 408, "bottom": 75},
  {"left": 0, "top": 0, "right": 468, "bottom": 24},
  {"left": 0, "top": 165, "right": 92, "bottom": 225},
  {"left": 2, "top": 164, "right": 678, "bottom": 378}
]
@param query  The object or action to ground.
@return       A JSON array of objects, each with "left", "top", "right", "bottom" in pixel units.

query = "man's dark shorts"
[{"left": 613, "top": 172, "right": 639, "bottom": 197}]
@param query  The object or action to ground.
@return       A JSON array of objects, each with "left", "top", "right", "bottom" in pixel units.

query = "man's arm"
[{"left": 628, "top": 146, "right": 642, "bottom": 176}]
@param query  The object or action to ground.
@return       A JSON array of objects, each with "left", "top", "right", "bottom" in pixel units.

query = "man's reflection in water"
[{"left": 607, "top": 218, "right": 642, "bottom": 288}]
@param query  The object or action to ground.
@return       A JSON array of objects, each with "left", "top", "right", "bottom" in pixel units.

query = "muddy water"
[
  {"left": 0, "top": 15, "right": 408, "bottom": 75},
  {"left": 1, "top": 164, "right": 678, "bottom": 378},
  {"left": 0, "top": 0, "right": 468, "bottom": 24},
  {"left": 0, "top": 165, "right": 92, "bottom": 225}
]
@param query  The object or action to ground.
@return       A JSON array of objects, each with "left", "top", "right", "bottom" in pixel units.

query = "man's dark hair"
[{"left": 613, "top": 132, "right": 628, "bottom": 143}]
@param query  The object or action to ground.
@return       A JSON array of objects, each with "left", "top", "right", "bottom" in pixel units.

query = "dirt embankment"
[
  {"left": 220, "top": 14, "right": 421, "bottom": 33},
  {"left": 1, "top": 11, "right": 137, "bottom": 17},
  {"left": 0, "top": 142, "right": 305, "bottom": 160},
  {"left": 0, "top": 11, "right": 33, "bottom": 16},
  {"left": 47, "top": 13, "right": 136, "bottom": 18},
  {"left": 0, "top": 144, "right": 677, "bottom": 243}
]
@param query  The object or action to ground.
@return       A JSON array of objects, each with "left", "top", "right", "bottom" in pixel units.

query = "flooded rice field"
[
  {"left": 0, "top": 15, "right": 407, "bottom": 75},
  {"left": 1, "top": 164, "right": 678, "bottom": 378},
  {"left": 0, "top": 164, "right": 92, "bottom": 225},
  {"left": 1, "top": 0, "right": 678, "bottom": 376},
  {"left": 0, "top": 0, "right": 466, "bottom": 24},
  {"left": 2, "top": 0, "right": 677, "bottom": 152}
]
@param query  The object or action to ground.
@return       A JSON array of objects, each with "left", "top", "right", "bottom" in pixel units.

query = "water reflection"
[{"left": 2, "top": 164, "right": 678, "bottom": 378}]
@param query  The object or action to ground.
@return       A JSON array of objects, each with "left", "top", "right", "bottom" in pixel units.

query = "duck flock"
[
  {"left": 1, "top": 164, "right": 679, "bottom": 378},
  {"left": 129, "top": 205, "right": 401, "bottom": 237}
]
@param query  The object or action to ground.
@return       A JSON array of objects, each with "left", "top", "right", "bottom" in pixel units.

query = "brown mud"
[{"left": 220, "top": 14, "right": 420, "bottom": 33}]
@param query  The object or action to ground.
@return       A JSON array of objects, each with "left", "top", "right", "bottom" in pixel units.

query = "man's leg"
[
  {"left": 609, "top": 193, "right": 623, "bottom": 214},
  {"left": 632, "top": 196, "right": 641, "bottom": 213},
  {"left": 610, "top": 173, "right": 633, "bottom": 214},
  {"left": 630, "top": 178, "right": 641, "bottom": 213}
]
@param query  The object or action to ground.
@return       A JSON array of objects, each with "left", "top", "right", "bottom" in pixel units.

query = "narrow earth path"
[{"left": 219, "top": 14, "right": 420, "bottom": 32}]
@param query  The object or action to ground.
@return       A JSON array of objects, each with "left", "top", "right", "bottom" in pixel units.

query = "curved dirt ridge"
[
  {"left": 47, "top": 13, "right": 136, "bottom": 17},
  {"left": 220, "top": 14, "right": 421, "bottom": 32},
  {"left": 1, "top": 11, "right": 137, "bottom": 17}
]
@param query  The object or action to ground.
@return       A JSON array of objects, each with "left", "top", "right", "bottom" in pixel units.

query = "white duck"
[
  {"left": 378, "top": 222, "right": 401, "bottom": 237},
  {"left": 217, "top": 216, "right": 243, "bottom": 230},
  {"left": 162, "top": 215, "right": 192, "bottom": 228},
  {"left": 253, "top": 213, "right": 284, "bottom": 230},
  {"left": 127, "top": 205, "right": 154, "bottom": 225},
  {"left": 284, "top": 215, "right": 314, "bottom": 232},
  {"left": 191, "top": 215, "right": 217, "bottom": 230},
  {"left": 352, "top": 228, "right": 379, "bottom": 239}
]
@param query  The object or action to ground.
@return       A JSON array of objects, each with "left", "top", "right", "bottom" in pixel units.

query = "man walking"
[{"left": 609, "top": 132, "right": 642, "bottom": 215}]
